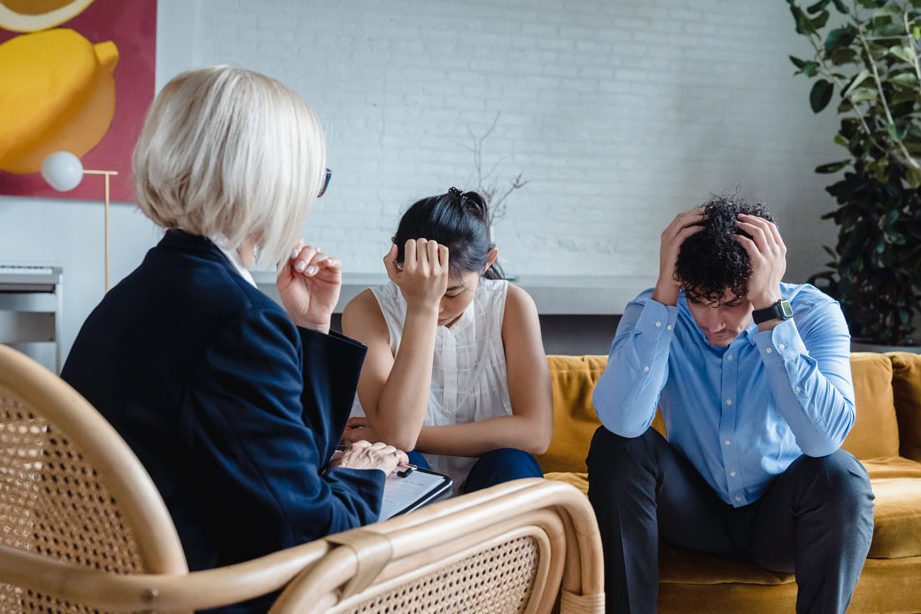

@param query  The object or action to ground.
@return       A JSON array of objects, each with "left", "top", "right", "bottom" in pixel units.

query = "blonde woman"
[{"left": 62, "top": 67, "right": 405, "bottom": 606}]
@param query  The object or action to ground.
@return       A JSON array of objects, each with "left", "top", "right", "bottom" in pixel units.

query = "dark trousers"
[
  {"left": 408, "top": 448, "right": 543, "bottom": 493},
  {"left": 586, "top": 427, "right": 874, "bottom": 614}
]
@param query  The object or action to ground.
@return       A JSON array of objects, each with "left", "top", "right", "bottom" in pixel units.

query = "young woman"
[{"left": 342, "top": 187, "right": 553, "bottom": 494}]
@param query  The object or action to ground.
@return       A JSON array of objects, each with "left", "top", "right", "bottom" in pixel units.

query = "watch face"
[{"left": 780, "top": 299, "right": 794, "bottom": 318}]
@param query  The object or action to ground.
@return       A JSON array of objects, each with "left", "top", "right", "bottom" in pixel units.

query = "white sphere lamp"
[
  {"left": 41, "top": 151, "right": 84, "bottom": 192},
  {"left": 40, "top": 151, "right": 119, "bottom": 292}
]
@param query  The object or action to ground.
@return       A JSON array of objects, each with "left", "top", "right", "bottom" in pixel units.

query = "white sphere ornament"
[{"left": 41, "top": 151, "right": 84, "bottom": 192}]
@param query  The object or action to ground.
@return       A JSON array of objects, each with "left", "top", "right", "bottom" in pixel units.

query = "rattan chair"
[
  {"left": 0, "top": 344, "right": 604, "bottom": 612},
  {"left": 0, "top": 343, "right": 334, "bottom": 611},
  {"left": 270, "top": 477, "right": 604, "bottom": 613}
]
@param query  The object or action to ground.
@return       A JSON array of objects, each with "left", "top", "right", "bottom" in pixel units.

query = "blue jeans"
[{"left": 407, "top": 448, "right": 543, "bottom": 493}]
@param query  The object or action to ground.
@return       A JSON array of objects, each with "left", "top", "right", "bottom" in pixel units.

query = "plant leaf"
[
  {"left": 888, "top": 45, "right": 916, "bottom": 64},
  {"left": 810, "top": 79, "right": 835, "bottom": 112},
  {"left": 812, "top": 10, "right": 831, "bottom": 28},
  {"left": 850, "top": 87, "right": 878, "bottom": 103},
  {"left": 825, "top": 25, "right": 856, "bottom": 54},
  {"left": 791, "top": 4, "right": 817, "bottom": 34},
  {"left": 890, "top": 72, "right": 917, "bottom": 88},
  {"left": 830, "top": 47, "right": 857, "bottom": 64},
  {"left": 907, "top": 167, "right": 921, "bottom": 187},
  {"left": 872, "top": 2, "right": 903, "bottom": 17},
  {"left": 887, "top": 123, "right": 903, "bottom": 141},
  {"left": 842, "top": 68, "right": 871, "bottom": 96},
  {"left": 816, "top": 160, "right": 851, "bottom": 173},
  {"left": 883, "top": 209, "right": 901, "bottom": 227},
  {"left": 807, "top": 0, "right": 831, "bottom": 13}
]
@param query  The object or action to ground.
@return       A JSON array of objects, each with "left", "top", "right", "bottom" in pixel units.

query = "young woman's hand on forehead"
[{"left": 383, "top": 239, "right": 449, "bottom": 312}]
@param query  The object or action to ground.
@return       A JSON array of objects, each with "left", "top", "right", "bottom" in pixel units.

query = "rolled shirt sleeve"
[
  {"left": 751, "top": 301, "right": 855, "bottom": 457},
  {"left": 593, "top": 291, "right": 679, "bottom": 438}
]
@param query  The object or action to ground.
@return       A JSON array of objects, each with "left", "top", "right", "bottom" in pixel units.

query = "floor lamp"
[{"left": 41, "top": 151, "right": 118, "bottom": 292}]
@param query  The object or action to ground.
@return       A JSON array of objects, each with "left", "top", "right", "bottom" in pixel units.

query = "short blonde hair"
[{"left": 133, "top": 66, "right": 326, "bottom": 267}]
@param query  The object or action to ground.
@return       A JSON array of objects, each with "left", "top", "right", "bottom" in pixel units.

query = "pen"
[{"left": 397, "top": 464, "right": 417, "bottom": 478}]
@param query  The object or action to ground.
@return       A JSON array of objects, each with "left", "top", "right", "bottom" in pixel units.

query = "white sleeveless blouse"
[{"left": 351, "top": 278, "right": 513, "bottom": 491}]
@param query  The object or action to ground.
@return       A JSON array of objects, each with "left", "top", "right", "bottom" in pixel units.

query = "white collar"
[{"left": 218, "top": 245, "right": 257, "bottom": 288}]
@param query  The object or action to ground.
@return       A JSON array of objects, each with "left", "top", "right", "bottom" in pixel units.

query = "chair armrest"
[
  {"left": 270, "top": 479, "right": 604, "bottom": 614},
  {"left": 0, "top": 480, "right": 604, "bottom": 613},
  {"left": 0, "top": 538, "right": 331, "bottom": 611}
]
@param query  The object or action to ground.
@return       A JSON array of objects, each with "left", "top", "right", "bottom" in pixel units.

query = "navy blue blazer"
[{"left": 62, "top": 230, "right": 385, "bottom": 580}]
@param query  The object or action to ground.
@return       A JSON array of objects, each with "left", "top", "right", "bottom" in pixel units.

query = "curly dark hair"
[{"left": 675, "top": 195, "right": 774, "bottom": 304}]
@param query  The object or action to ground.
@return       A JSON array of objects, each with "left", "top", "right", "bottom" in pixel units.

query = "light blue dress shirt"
[{"left": 593, "top": 283, "right": 855, "bottom": 507}]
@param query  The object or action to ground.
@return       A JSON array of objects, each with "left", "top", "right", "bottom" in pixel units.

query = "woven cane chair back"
[
  {"left": 271, "top": 479, "right": 604, "bottom": 614},
  {"left": 0, "top": 345, "right": 186, "bottom": 612},
  {"left": 330, "top": 523, "right": 556, "bottom": 614}
]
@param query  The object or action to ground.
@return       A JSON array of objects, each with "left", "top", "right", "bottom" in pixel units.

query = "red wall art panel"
[{"left": 0, "top": 0, "right": 157, "bottom": 202}]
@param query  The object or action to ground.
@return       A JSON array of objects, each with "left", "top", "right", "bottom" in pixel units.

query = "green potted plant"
[{"left": 786, "top": 0, "right": 921, "bottom": 349}]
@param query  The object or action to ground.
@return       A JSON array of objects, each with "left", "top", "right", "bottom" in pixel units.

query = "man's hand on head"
[
  {"left": 735, "top": 214, "right": 787, "bottom": 312},
  {"left": 653, "top": 207, "right": 707, "bottom": 306}
]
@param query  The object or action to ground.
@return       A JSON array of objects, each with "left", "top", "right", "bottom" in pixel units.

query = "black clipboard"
[{"left": 378, "top": 466, "right": 453, "bottom": 520}]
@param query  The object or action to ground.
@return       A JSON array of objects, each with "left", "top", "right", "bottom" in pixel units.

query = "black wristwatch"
[{"left": 752, "top": 298, "right": 794, "bottom": 325}]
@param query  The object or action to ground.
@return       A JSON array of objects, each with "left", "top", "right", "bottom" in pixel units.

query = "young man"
[{"left": 588, "top": 196, "right": 874, "bottom": 614}]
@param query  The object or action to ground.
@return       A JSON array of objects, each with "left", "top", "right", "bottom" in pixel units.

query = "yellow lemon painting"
[
  {"left": 0, "top": 0, "right": 156, "bottom": 201},
  {"left": 0, "top": 0, "right": 95, "bottom": 32},
  {"left": 0, "top": 27, "right": 118, "bottom": 174}
]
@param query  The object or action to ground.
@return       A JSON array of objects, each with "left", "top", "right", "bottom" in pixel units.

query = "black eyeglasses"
[{"left": 318, "top": 168, "right": 332, "bottom": 198}]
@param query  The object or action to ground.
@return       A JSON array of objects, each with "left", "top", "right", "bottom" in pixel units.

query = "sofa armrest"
[{"left": 890, "top": 352, "right": 921, "bottom": 463}]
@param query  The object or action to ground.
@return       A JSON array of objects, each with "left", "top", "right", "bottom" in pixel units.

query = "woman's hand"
[
  {"left": 383, "top": 239, "right": 449, "bottom": 314},
  {"left": 277, "top": 242, "right": 342, "bottom": 333},
  {"left": 342, "top": 416, "right": 381, "bottom": 445},
  {"left": 331, "top": 440, "right": 408, "bottom": 475}
]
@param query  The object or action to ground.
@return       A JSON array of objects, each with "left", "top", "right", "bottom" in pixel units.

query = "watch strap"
[{"left": 752, "top": 299, "right": 793, "bottom": 325}]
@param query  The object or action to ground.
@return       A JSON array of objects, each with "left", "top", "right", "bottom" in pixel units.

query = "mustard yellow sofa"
[{"left": 539, "top": 352, "right": 921, "bottom": 613}]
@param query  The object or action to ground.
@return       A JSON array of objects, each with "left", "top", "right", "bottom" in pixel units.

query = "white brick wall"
[
  {"left": 193, "top": 0, "right": 841, "bottom": 281},
  {"left": 0, "top": 0, "right": 843, "bottom": 361}
]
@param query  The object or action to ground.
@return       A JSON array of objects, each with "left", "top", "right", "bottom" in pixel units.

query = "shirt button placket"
[{"left": 721, "top": 345, "right": 739, "bottom": 504}]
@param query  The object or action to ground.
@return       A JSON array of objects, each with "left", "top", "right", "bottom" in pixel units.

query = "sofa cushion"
[
  {"left": 890, "top": 352, "right": 921, "bottom": 463},
  {"left": 544, "top": 471, "right": 590, "bottom": 494},
  {"left": 659, "top": 543, "right": 793, "bottom": 586},
  {"left": 546, "top": 456, "right": 921, "bottom": 559},
  {"left": 843, "top": 353, "right": 900, "bottom": 459},
  {"left": 868, "top": 477, "right": 921, "bottom": 559},
  {"left": 538, "top": 355, "right": 607, "bottom": 473},
  {"left": 861, "top": 456, "right": 921, "bottom": 479}
]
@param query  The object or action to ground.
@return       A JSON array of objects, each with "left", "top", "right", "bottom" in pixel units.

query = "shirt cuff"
[
  {"left": 298, "top": 327, "right": 367, "bottom": 351},
  {"left": 752, "top": 318, "right": 808, "bottom": 365},
  {"left": 329, "top": 329, "right": 368, "bottom": 350},
  {"left": 634, "top": 298, "right": 679, "bottom": 336},
  {"left": 298, "top": 327, "right": 368, "bottom": 373}
]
